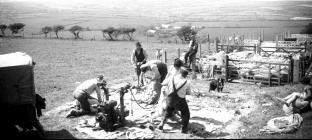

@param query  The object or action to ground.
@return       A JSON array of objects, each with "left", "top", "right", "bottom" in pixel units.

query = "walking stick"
[{"left": 130, "top": 89, "right": 133, "bottom": 116}]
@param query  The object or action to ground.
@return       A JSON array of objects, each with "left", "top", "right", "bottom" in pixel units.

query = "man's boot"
[{"left": 181, "top": 126, "right": 188, "bottom": 134}]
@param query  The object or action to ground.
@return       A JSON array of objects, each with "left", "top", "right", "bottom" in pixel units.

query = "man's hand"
[{"left": 98, "top": 100, "right": 102, "bottom": 105}]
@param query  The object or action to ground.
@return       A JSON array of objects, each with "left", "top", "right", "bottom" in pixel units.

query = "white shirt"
[
  {"left": 144, "top": 60, "right": 162, "bottom": 81},
  {"left": 73, "top": 79, "right": 102, "bottom": 102},
  {"left": 130, "top": 48, "right": 148, "bottom": 66},
  {"left": 163, "top": 65, "right": 180, "bottom": 81},
  {"left": 162, "top": 75, "right": 191, "bottom": 98}
]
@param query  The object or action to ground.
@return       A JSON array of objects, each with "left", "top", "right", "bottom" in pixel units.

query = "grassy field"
[
  {"left": 0, "top": 38, "right": 190, "bottom": 109},
  {"left": 1, "top": 38, "right": 311, "bottom": 139}
]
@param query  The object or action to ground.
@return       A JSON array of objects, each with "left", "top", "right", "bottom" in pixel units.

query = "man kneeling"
[{"left": 66, "top": 75, "right": 105, "bottom": 118}]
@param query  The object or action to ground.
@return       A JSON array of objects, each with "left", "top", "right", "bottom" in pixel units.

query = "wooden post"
[
  {"left": 262, "top": 29, "right": 264, "bottom": 41},
  {"left": 199, "top": 44, "right": 202, "bottom": 58},
  {"left": 257, "top": 44, "right": 261, "bottom": 55},
  {"left": 278, "top": 65, "right": 281, "bottom": 85},
  {"left": 299, "top": 55, "right": 303, "bottom": 79},
  {"left": 268, "top": 64, "right": 271, "bottom": 86},
  {"left": 177, "top": 48, "right": 180, "bottom": 59},
  {"left": 290, "top": 57, "right": 294, "bottom": 84},
  {"left": 275, "top": 35, "right": 279, "bottom": 47},
  {"left": 164, "top": 50, "right": 167, "bottom": 63},
  {"left": 225, "top": 55, "right": 229, "bottom": 82},
  {"left": 226, "top": 37, "right": 229, "bottom": 53},
  {"left": 216, "top": 41, "right": 219, "bottom": 53},
  {"left": 254, "top": 44, "right": 256, "bottom": 54},
  {"left": 288, "top": 56, "right": 293, "bottom": 84},
  {"left": 207, "top": 34, "right": 210, "bottom": 54}
]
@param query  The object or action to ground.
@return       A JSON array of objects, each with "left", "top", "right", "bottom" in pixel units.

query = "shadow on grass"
[
  {"left": 188, "top": 122, "right": 230, "bottom": 138},
  {"left": 45, "top": 129, "right": 77, "bottom": 139},
  {"left": 191, "top": 116, "right": 223, "bottom": 125}
]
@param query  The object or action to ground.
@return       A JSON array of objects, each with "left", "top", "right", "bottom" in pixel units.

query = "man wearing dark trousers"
[
  {"left": 140, "top": 60, "right": 168, "bottom": 105},
  {"left": 158, "top": 67, "right": 191, "bottom": 133},
  {"left": 184, "top": 35, "right": 198, "bottom": 68},
  {"left": 131, "top": 41, "right": 148, "bottom": 86}
]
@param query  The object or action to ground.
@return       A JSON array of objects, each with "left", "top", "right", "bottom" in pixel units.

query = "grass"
[
  {"left": 0, "top": 38, "right": 187, "bottom": 109},
  {"left": 0, "top": 38, "right": 189, "bottom": 138},
  {"left": 1, "top": 38, "right": 311, "bottom": 139}
]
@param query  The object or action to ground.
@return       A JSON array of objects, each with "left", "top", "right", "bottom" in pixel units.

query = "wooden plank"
[{"left": 229, "top": 59, "right": 289, "bottom": 66}]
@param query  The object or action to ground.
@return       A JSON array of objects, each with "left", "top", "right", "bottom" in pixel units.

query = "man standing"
[
  {"left": 151, "top": 58, "right": 184, "bottom": 120},
  {"left": 158, "top": 67, "right": 191, "bottom": 134},
  {"left": 140, "top": 60, "right": 168, "bottom": 105},
  {"left": 184, "top": 35, "right": 198, "bottom": 68},
  {"left": 131, "top": 41, "right": 148, "bottom": 87},
  {"left": 66, "top": 75, "right": 105, "bottom": 118}
]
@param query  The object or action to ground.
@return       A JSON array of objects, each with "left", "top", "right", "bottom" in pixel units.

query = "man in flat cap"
[{"left": 67, "top": 75, "right": 106, "bottom": 118}]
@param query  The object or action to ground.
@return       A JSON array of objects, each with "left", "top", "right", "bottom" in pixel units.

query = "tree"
[
  {"left": 69, "top": 25, "right": 83, "bottom": 39},
  {"left": 53, "top": 25, "right": 64, "bottom": 39},
  {"left": 301, "top": 23, "right": 312, "bottom": 34},
  {"left": 41, "top": 26, "right": 52, "bottom": 38},
  {"left": 102, "top": 27, "right": 117, "bottom": 40},
  {"left": 176, "top": 25, "right": 197, "bottom": 43},
  {"left": 8, "top": 23, "right": 25, "bottom": 35},
  {"left": 0, "top": 24, "right": 7, "bottom": 37},
  {"left": 119, "top": 27, "right": 136, "bottom": 40}
]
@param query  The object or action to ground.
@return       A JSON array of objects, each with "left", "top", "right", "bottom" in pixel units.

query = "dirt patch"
[{"left": 42, "top": 78, "right": 262, "bottom": 139}]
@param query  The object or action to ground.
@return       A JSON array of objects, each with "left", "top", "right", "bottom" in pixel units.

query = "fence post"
[
  {"left": 225, "top": 55, "right": 229, "bottom": 82},
  {"left": 275, "top": 35, "right": 279, "bottom": 47},
  {"left": 262, "top": 29, "right": 264, "bottom": 41},
  {"left": 288, "top": 56, "right": 293, "bottom": 84},
  {"left": 278, "top": 65, "right": 281, "bottom": 85},
  {"left": 290, "top": 57, "right": 294, "bottom": 84},
  {"left": 177, "top": 48, "right": 180, "bottom": 59},
  {"left": 199, "top": 44, "right": 202, "bottom": 58},
  {"left": 164, "top": 50, "right": 167, "bottom": 64},
  {"left": 254, "top": 44, "right": 256, "bottom": 54},
  {"left": 207, "top": 34, "right": 210, "bottom": 54},
  {"left": 215, "top": 41, "right": 218, "bottom": 53},
  {"left": 268, "top": 64, "right": 271, "bottom": 86}
]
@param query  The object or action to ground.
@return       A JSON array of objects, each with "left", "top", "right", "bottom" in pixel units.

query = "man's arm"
[
  {"left": 302, "top": 86, "right": 312, "bottom": 101},
  {"left": 143, "top": 49, "right": 148, "bottom": 63},
  {"left": 164, "top": 66, "right": 173, "bottom": 80},
  {"left": 131, "top": 49, "right": 137, "bottom": 67},
  {"left": 161, "top": 76, "right": 170, "bottom": 86},
  {"left": 189, "top": 43, "right": 198, "bottom": 56},
  {"left": 150, "top": 65, "right": 161, "bottom": 81},
  {"left": 94, "top": 86, "right": 103, "bottom": 103},
  {"left": 185, "top": 81, "right": 191, "bottom": 95}
]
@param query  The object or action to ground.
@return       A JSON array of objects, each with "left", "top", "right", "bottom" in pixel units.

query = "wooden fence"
[
  {"left": 213, "top": 55, "right": 294, "bottom": 86},
  {"left": 216, "top": 43, "right": 259, "bottom": 54}
]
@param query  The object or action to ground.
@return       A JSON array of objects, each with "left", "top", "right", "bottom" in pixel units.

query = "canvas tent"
[{"left": 0, "top": 52, "right": 36, "bottom": 106}]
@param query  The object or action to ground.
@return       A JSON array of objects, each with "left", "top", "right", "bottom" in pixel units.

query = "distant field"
[{"left": 1, "top": 0, "right": 311, "bottom": 40}]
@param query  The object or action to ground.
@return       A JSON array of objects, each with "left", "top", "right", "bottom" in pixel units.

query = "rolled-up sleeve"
[
  {"left": 131, "top": 49, "right": 136, "bottom": 66},
  {"left": 186, "top": 81, "right": 191, "bottom": 95},
  {"left": 95, "top": 86, "right": 102, "bottom": 103},
  {"left": 143, "top": 49, "right": 148, "bottom": 62},
  {"left": 151, "top": 64, "right": 161, "bottom": 81}
]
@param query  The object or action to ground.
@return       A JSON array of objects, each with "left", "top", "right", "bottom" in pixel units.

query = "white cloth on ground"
[{"left": 259, "top": 113, "right": 303, "bottom": 134}]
